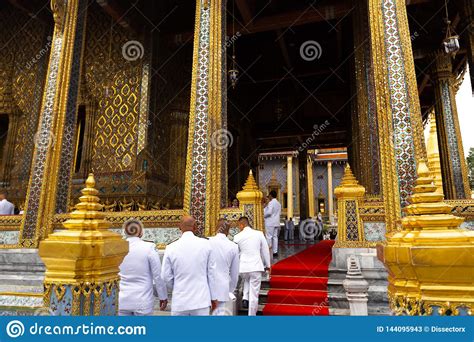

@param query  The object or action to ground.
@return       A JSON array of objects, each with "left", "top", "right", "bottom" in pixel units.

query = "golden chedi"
[
  {"left": 383, "top": 161, "right": 474, "bottom": 315},
  {"left": 237, "top": 170, "right": 264, "bottom": 231},
  {"left": 39, "top": 174, "right": 128, "bottom": 315},
  {"left": 334, "top": 164, "right": 366, "bottom": 247}
]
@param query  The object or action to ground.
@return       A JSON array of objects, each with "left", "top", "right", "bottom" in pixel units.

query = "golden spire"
[
  {"left": 237, "top": 170, "right": 264, "bottom": 231},
  {"left": 335, "top": 164, "right": 365, "bottom": 198},
  {"left": 39, "top": 173, "right": 128, "bottom": 285},
  {"left": 383, "top": 160, "right": 473, "bottom": 316},
  {"left": 63, "top": 173, "right": 110, "bottom": 231},
  {"left": 426, "top": 113, "right": 443, "bottom": 193},
  {"left": 402, "top": 161, "right": 462, "bottom": 230},
  {"left": 242, "top": 169, "right": 258, "bottom": 191}
]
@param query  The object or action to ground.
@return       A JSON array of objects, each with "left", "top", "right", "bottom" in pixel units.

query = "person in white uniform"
[
  {"left": 161, "top": 215, "right": 218, "bottom": 316},
  {"left": 264, "top": 191, "right": 282, "bottom": 257},
  {"left": 233, "top": 217, "right": 271, "bottom": 316},
  {"left": 118, "top": 219, "right": 168, "bottom": 315},
  {"left": 208, "top": 219, "right": 240, "bottom": 316},
  {"left": 0, "top": 191, "right": 15, "bottom": 215}
]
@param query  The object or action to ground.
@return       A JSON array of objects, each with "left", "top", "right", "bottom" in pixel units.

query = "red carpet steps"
[{"left": 263, "top": 240, "right": 335, "bottom": 316}]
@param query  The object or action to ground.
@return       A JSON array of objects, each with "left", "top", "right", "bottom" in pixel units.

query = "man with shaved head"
[
  {"left": 233, "top": 216, "right": 271, "bottom": 315},
  {"left": 208, "top": 219, "right": 239, "bottom": 315},
  {"left": 161, "top": 215, "right": 218, "bottom": 315}
]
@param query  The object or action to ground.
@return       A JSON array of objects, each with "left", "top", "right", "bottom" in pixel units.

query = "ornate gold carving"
[
  {"left": 51, "top": 0, "right": 67, "bottom": 33},
  {"left": 382, "top": 161, "right": 474, "bottom": 315},
  {"left": 236, "top": 171, "right": 264, "bottom": 231},
  {"left": 40, "top": 174, "right": 128, "bottom": 315},
  {"left": 333, "top": 165, "right": 366, "bottom": 247}
]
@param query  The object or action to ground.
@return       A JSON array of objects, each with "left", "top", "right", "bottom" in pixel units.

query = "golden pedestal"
[
  {"left": 39, "top": 174, "right": 128, "bottom": 315},
  {"left": 382, "top": 162, "right": 474, "bottom": 315},
  {"left": 334, "top": 165, "right": 367, "bottom": 247},
  {"left": 237, "top": 171, "right": 264, "bottom": 231}
]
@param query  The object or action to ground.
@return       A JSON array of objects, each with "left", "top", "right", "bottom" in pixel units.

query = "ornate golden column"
[
  {"left": 236, "top": 170, "right": 264, "bottom": 231},
  {"left": 19, "top": 0, "right": 88, "bottom": 247},
  {"left": 327, "top": 161, "right": 334, "bottom": 222},
  {"left": 426, "top": 112, "right": 443, "bottom": 194},
  {"left": 430, "top": 51, "right": 471, "bottom": 199},
  {"left": 352, "top": 0, "right": 381, "bottom": 195},
  {"left": 367, "top": 0, "right": 426, "bottom": 231},
  {"left": 286, "top": 156, "right": 294, "bottom": 219},
  {"left": 183, "top": 0, "right": 226, "bottom": 236},
  {"left": 382, "top": 162, "right": 473, "bottom": 315},
  {"left": 39, "top": 174, "right": 128, "bottom": 315},
  {"left": 334, "top": 165, "right": 366, "bottom": 247},
  {"left": 307, "top": 154, "right": 315, "bottom": 218}
]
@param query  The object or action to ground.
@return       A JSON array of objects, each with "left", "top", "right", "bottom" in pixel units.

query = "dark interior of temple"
[{"left": 0, "top": 0, "right": 471, "bottom": 206}]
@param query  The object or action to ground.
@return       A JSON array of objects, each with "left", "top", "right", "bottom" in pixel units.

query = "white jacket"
[
  {"left": 233, "top": 227, "right": 271, "bottom": 273},
  {"left": 208, "top": 233, "right": 240, "bottom": 302},
  {"left": 161, "top": 231, "right": 218, "bottom": 312},
  {"left": 264, "top": 198, "right": 281, "bottom": 227},
  {"left": 119, "top": 237, "right": 168, "bottom": 312},
  {"left": 0, "top": 199, "right": 14, "bottom": 215}
]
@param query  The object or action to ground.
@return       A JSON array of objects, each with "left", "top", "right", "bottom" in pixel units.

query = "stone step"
[{"left": 0, "top": 274, "right": 44, "bottom": 287}]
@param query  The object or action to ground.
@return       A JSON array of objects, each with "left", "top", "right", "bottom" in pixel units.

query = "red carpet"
[{"left": 263, "top": 240, "right": 335, "bottom": 316}]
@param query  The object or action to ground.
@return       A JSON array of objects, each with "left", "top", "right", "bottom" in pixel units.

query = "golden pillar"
[
  {"left": 426, "top": 112, "right": 443, "bottom": 194},
  {"left": 286, "top": 156, "right": 294, "bottom": 219},
  {"left": 183, "top": 0, "right": 226, "bottom": 236},
  {"left": 237, "top": 170, "right": 264, "bottom": 231},
  {"left": 307, "top": 154, "right": 315, "bottom": 218},
  {"left": 382, "top": 162, "right": 473, "bottom": 315},
  {"left": 352, "top": 0, "right": 381, "bottom": 195},
  {"left": 334, "top": 165, "right": 366, "bottom": 247},
  {"left": 431, "top": 51, "right": 471, "bottom": 199},
  {"left": 367, "top": 0, "right": 426, "bottom": 232},
  {"left": 39, "top": 174, "right": 128, "bottom": 315},
  {"left": 327, "top": 161, "right": 334, "bottom": 222},
  {"left": 19, "top": 0, "right": 88, "bottom": 247}
]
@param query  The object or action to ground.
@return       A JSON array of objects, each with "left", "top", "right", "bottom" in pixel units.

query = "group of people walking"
[
  {"left": 119, "top": 191, "right": 283, "bottom": 316},
  {"left": 118, "top": 215, "right": 271, "bottom": 316}
]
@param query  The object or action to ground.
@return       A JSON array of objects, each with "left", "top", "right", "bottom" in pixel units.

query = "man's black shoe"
[
  {"left": 242, "top": 300, "right": 249, "bottom": 309},
  {"left": 273, "top": 253, "right": 279, "bottom": 257}
]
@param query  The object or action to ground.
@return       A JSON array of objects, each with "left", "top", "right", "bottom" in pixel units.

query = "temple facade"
[{"left": 0, "top": 0, "right": 473, "bottom": 316}]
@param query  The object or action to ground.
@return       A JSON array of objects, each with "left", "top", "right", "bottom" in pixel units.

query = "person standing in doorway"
[{"left": 264, "top": 190, "right": 282, "bottom": 257}]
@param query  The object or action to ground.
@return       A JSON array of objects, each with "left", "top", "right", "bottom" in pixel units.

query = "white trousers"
[
  {"left": 212, "top": 301, "right": 231, "bottom": 316},
  {"left": 171, "top": 307, "right": 210, "bottom": 316},
  {"left": 118, "top": 308, "right": 152, "bottom": 316},
  {"left": 241, "top": 271, "right": 262, "bottom": 316},
  {"left": 265, "top": 226, "right": 280, "bottom": 253}
]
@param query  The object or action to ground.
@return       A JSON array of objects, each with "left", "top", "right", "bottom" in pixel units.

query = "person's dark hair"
[
  {"left": 0, "top": 190, "right": 6, "bottom": 196},
  {"left": 238, "top": 216, "right": 250, "bottom": 226},
  {"left": 269, "top": 190, "right": 277, "bottom": 199}
]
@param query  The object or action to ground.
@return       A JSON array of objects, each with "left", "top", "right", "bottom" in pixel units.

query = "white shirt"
[
  {"left": 264, "top": 198, "right": 281, "bottom": 227},
  {"left": 0, "top": 199, "right": 14, "bottom": 215},
  {"left": 233, "top": 227, "right": 271, "bottom": 273},
  {"left": 161, "top": 231, "right": 218, "bottom": 312},
  {"left": 208, "top": 233, "right": 240, "bottom": 302},
  {"left": 119, "top": 237, "right": 168, "bottom": 312}
]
